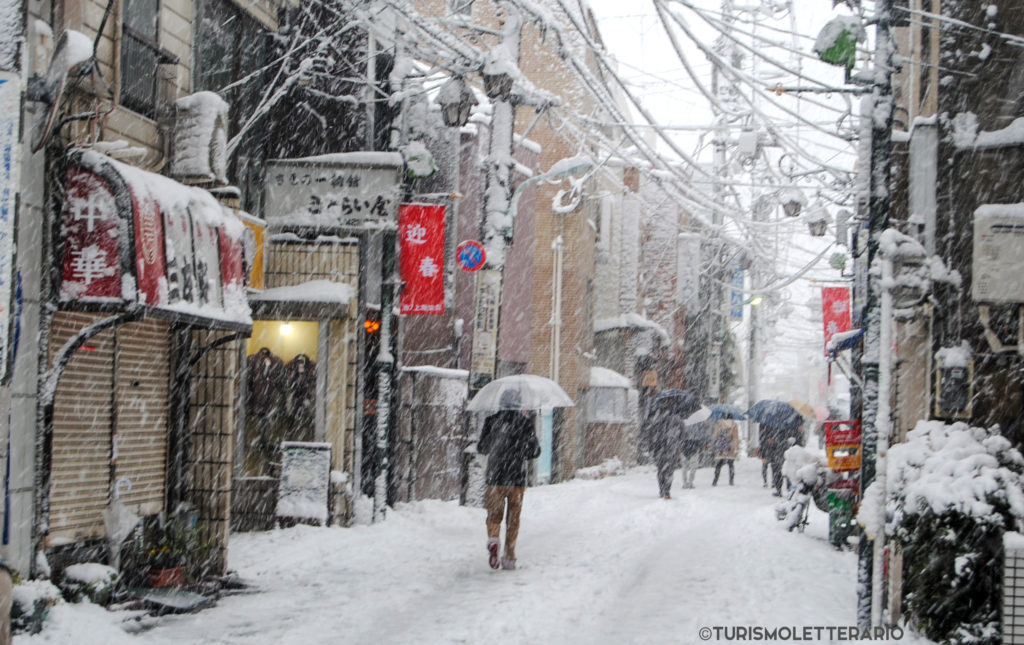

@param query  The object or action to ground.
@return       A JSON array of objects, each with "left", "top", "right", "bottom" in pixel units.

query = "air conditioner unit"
[
  {"left": 972, "top": 205, "right": 1024, "bottom": 302},
  {"left": 170, "top": 91, "right": 229, "bottom": 185}
]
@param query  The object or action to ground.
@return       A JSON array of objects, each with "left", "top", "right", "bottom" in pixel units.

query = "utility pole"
[
  {"left": 464, "top": 1, "right": 522, "bottom": 505},
  {"left": 856, "top": 0, "right": 894, "bottom": 628},
  {"left": 706, "top": 0, "right": 742, "bottom": 403}
]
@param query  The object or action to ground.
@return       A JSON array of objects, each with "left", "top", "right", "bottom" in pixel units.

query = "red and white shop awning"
[{"left": 59, "top": 148, "right": 251, "bottom": 329}]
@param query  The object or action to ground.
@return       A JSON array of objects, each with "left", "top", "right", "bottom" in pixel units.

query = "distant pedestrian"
[
  {"left": 679, "top": 420, "right": 705, "bottom": 489},
  {"left": 644, "top": 399, "right": 685, "bottom": 499},
  {"left": 759, "top": 420, "right": 801, "bottom": 496},
  {"left": 477, "top": 390, "right": 541, "bottom": 571},
  {"left": 710, "top": 419, "right": 740, "bottom": 486}
]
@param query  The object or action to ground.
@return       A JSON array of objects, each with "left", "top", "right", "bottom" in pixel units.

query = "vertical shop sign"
[
  {"left": 822, "top": 286, "right": 852, "bottom": 355},
  {"left": 398, "top": 204, "right": 446, "bottom": 315},
  {"left": 676, "top": 233, "right": 702, "bottom": 308},
  {"left": 469, "top": 269, "right": 502, "bottom": 389},
  {"left": 60, "top": 168, "right": 123, "bottom": 300},
  {"left": 0, "top": 73, "right": 18, "bottom": 381},
  {"left": 729, "top": 259, "right": 744, "bottom": 319}
]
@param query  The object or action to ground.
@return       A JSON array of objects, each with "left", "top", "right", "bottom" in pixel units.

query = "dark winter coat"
[
  {"left": 680, "top": 421, "right": 709, "bottom": 457},
  {"left": 478, "top": 410, "right": 541, "bottom": 487},
  {"left": 759, "top": 420, "right": 802, "bottom": 462},
  {"left": 645, "top": 407, "right": 685, "bottom": 466}
]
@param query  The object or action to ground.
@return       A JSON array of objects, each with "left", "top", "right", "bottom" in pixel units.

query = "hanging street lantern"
[
  {"left": 778, "top": 187, "right": 807, "bottom": 218},
  {"left": 807, "top": 206, "right": 831, "bottom": 237},
  {"left": 436, "top": 76, "right": 478, "bottom": 128},
  {"left": 482, "top": 70, "right": 513, "bottom": 100}
]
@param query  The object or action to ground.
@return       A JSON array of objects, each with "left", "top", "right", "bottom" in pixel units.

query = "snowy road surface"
[{"left": 21, "top": 459, "right": 931, "bottom": 644}]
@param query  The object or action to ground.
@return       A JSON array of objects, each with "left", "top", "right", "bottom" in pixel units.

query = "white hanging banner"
[
  {"left": 676, "top": 233, "right": 702, "bottom": 308},
  {"left": 0, "top": 72, "right": 20, "bottom": 383}
]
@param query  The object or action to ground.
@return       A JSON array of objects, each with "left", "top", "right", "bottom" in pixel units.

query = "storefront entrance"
[{"left": 242, "top": 320, "right": 320, "bottom": 476}]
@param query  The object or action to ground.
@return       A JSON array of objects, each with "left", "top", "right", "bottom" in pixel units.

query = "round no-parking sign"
[{"left": 456, "top": 240, "right": 486, "bottom": 272}]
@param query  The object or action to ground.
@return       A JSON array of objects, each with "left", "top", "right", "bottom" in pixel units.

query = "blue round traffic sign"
[{"left": 456, "top": 240, "right": 486, "bottom": 272}]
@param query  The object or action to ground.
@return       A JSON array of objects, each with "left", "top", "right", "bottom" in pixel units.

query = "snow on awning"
[
  {"left": 249, "top": 279, "right": 356, "bottom": 319},
  {"left": 594, "top": 313, "right": 670, "bottom": 343},
  {"left": 590, "top": 366, "right": 631, "bottom": 389},
  {"left": 59, "top": 149, "right": 251, "bottom": 329}
]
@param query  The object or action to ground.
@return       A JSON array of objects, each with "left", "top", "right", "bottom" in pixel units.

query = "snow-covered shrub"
[
  {"left": 575, "top": 458, "right": 624, "bottom": 480},
  {"left": 866, "top": 420, "right": 1024, "bottom": 644},
  {"left": 58, "top": 563, "right": 119, "bottom": 605},
  {"left": 12, "top": 579, "right": 62, "bottom": 635}
]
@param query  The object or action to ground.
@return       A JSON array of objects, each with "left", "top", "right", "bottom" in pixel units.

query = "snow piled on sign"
[
  {"left": 812, "top": 15, "right": 864, "bottom": 55},
  {"left": 936, "top": 341, "right": 971, "bottom": 368},
  {"left": 867, "top": 420, "right": 1024, "bottom": 530}
]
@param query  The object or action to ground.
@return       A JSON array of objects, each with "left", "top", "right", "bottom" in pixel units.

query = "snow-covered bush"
[
  {"left": 12, "top": 579, "right": 63, "bottom": 635},
  {"left": 58, "top": 563, "right": 119, "bottom": 605},
  {"left": 575, "top": 458, "right": 625, "bottom": 480},
  {"left": 865, "top": 420, "right": 1024, "bottom": 644}
]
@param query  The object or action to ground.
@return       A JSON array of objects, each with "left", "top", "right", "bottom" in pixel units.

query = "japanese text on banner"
[{"left": 399, "top": 204, "right": 446, "bottom": 315}]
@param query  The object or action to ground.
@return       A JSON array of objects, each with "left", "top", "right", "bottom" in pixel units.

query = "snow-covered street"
[{"left": 20, "top": 459, "right": 932, "bottom": 644}]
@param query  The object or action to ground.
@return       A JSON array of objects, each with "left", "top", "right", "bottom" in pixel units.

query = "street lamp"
[
  {"left": 436, "top": 76, "right": 478, "bottom": 128},
  {"left": 807, "top": 205, "right": 831, "bottom": 237},
  {"left": 778, "top": 187, "right": 807, "bottom": 218}
]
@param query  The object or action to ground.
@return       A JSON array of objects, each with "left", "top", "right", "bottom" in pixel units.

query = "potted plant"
[{"left": 122, "top": 514, "right": 215, "bottom": 588}]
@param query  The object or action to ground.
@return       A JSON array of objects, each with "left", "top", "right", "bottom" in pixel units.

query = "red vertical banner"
[
  {"left": 399, "top": 203, "right": 446, "bottom": 315},
  {"left": 822, "top": 286, "right": 852, "bottom": 355}
]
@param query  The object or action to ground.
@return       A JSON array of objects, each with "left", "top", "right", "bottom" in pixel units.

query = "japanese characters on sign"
[
  {"left": 470, "top": 269, "right": 502, "bottom": 389},
  {"left": 59, "top": 150, "right": 249, "bottom": 325},
  {"left": 263, "top": 154, "right": 403, "bottom": 228},
  {"left": 398, "top": 204, "right": 446, "bottom": 315},
  {"left": 0, "top": 73, "right": 19, "bottom": 381},
  {"left": 729, "top": 259, "right": 744, "bottom": 319},
  {"left": 821, "top": 286, "right": 852, "bottom": 356},
  {"left": 60, "top": 168, "right": 123, "bottom": 301}
]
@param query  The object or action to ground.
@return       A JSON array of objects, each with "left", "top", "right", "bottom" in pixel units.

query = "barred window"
[{"left": 119, "top": 0, "right": 177, "bottom": 118}]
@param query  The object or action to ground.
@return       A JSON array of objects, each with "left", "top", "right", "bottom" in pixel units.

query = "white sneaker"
[{"left": 500, "top": 557, "right": 516, "bottom": 570}]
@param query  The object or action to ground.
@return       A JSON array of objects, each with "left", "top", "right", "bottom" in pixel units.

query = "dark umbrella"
[
  {"left": 651, "top": 388, "right": 700, "bottom": 415},
  {"left": 709, "top": 404, "right": 746, "bottom": 420},
  {"left": 746, "top": 399, "right": 804, "bottom": 429}
]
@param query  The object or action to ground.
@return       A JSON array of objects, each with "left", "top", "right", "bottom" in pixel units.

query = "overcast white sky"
[{"left": 586, "top": 0, "right": 861, "bottom": 407}]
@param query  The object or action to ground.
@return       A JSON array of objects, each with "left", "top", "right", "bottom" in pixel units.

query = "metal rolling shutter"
[
  {"left": 114, "top": 320, "right": 170, "bottom": 516},
  {"left": 48, "top": 312, "right": 114, "bottom": 543}
]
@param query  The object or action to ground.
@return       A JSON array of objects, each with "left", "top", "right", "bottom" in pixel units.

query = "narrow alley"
[{"left": 21, "top": 459, "right": 929, "bottom": 644}]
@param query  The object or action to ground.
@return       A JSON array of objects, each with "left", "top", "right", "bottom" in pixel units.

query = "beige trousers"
[{"left": 485, "top": 486, "right": 525, "bottom": 560}]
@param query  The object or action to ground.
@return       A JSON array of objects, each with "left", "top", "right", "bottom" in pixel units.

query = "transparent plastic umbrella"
[
  {"left": 684, "top": 407, "right": 712, "bottom": 426},
  {"left": 465, "top": 374, "right": 574, "bottom": 412}
]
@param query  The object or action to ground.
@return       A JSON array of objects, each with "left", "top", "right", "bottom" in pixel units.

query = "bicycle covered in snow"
[{"left": 774, "top": 444, "right": 834, "bottom": 532}]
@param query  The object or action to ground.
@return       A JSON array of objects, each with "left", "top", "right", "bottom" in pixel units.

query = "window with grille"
[{"left": 120, "top": 0, "right": 177, "bottom": 118}]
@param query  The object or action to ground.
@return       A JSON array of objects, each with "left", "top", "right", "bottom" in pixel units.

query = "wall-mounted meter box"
[
  {"left": 934, "top": 355, "right": 973, "bottom": 419},
  {"left": 973, "top": 206, "right": 1024, "bottom": 302}
]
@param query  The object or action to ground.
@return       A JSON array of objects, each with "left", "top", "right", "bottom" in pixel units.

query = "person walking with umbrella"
[
  {"left": 710, "top": 418, "right": 740, "bottom": 486},
  {"left": 477, "top": 389, "right": 541, "bottom": 570},
  {"left": 644, "top": 396, "right": 686, "bottom": 498},
  {"left": 748, "top": 400, "right": 805, "bottom": 496}
]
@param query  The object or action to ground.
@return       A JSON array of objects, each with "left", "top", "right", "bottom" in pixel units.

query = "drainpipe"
[
  {"left": 871, "top": 256, "right": 894, "bottom": 627},
  {"left": 550, "top": 235, "right": 564, "bottom": 383}
]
